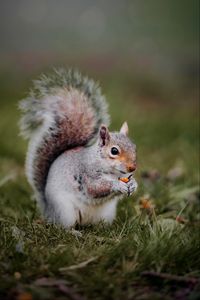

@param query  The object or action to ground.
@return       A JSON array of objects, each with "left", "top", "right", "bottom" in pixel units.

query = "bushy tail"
[{"left": 19, "top": 68, "right": 110, "bottom": 201}]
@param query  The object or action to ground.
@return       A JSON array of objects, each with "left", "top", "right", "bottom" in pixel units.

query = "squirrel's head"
[{"left": 98, "top": 122, "right": 137, "bottom": 177}]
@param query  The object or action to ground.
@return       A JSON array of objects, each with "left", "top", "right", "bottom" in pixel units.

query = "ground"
[{"left": 0, "top": 71, "right": 199, "bottom": 300}]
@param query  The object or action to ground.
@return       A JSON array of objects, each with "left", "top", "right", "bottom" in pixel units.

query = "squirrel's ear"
[
  {"left": 120, "top": 121, "right": 129, "bottom": 136},
  {"left": 99, "top": 125, "right": 110, "bottom": 146}
]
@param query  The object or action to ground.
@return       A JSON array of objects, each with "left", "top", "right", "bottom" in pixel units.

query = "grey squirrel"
[{"left": 19, "top": 69, "right": 137, "bottom": 227}]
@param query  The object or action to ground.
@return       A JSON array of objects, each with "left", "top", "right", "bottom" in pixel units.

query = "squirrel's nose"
[{"left": 127, "top": 163, "right": 137, "bottom": 173}]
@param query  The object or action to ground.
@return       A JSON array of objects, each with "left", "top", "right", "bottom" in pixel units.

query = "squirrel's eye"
[{"left": 111, "top": 147, "right": 119, "bottom": 156}]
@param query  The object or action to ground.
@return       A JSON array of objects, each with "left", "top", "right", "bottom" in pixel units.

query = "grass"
[{"left": 0, "top": 71, "right": 199, "bottom": 300}]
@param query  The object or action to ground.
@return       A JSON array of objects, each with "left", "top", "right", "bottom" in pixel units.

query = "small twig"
[
  {"left": 141, "top": 271, "right": 200, "bottom": 285},
  {"left": 59, "top": 256, "right": 98, "bottom": 272}
]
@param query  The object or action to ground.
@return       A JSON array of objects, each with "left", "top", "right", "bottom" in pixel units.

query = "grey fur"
[
  {"left": 18, "top": 68, "right": 137, "bottom": 227},
  {"left": 19, "top": 68, "right": 109, "bottom": 138}
]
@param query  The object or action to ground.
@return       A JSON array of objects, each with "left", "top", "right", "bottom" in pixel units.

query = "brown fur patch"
[
  {"left": 116, "top": 152, "right": 136, "bottom": 170},
  {"left": 87, "top": 181, "right": 112, "bottom": 199},
  {"left": 33, "top": 88, "right": 98, "bottom": 193}
]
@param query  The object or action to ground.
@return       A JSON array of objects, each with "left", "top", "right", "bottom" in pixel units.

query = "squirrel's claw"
[
  {"left": 127, "top": 178, "right": 138, "bottom": 196},
  {"left": 114, "top": 178, "right": 137, "bottom": 196}
]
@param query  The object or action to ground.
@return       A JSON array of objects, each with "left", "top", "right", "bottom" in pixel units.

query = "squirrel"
[{"left": 19, "top": 69, "right": 138, "bottom": 227}]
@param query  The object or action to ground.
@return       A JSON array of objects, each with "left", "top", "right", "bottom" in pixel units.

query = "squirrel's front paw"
[
  {"left": 113, "top": 178, "right": 138, "bottom": 196},
  {"left": 118, "top": 180, "right": 129, "bottom": 195},
  {"left": 127, "top": 178, "right": 138, "bottom": 196}
]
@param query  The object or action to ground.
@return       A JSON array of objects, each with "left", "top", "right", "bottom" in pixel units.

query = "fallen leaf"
[
  {"left": 17, "top": 292, "right": 32, "bottom": 300},
  {"left": 139, "top": 195, "right": 155, "bottom": 211}
]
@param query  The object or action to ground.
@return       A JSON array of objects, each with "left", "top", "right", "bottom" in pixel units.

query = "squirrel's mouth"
[
  {"left": 120, "top": 170, "right": 126, "bottom": 174},
  {"left": 119, "top": 170, "right": 134, "bottom": 177},
  {"left": 114, "top": 167, "right": 135, "bottom": 178}
]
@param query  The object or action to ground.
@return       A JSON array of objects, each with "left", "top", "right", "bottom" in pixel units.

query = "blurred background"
[{"left": 0, "top": 0, "right": 199, "bottom": 177}]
